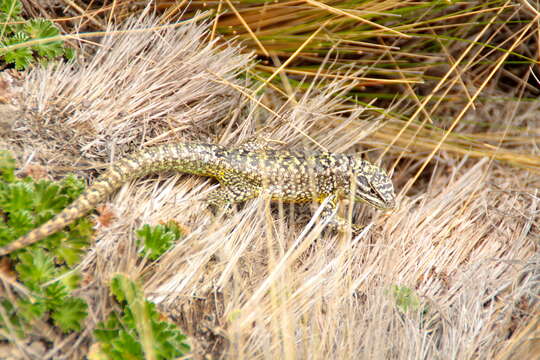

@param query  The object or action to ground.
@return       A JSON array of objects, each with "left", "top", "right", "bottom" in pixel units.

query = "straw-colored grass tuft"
[{"left": 8, "top": 16, "right": 254, "bottom": 173}]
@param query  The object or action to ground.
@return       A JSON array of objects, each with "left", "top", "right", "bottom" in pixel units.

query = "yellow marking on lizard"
[{"left": 0, "top": 143, "right": 395, "bottom": 255}]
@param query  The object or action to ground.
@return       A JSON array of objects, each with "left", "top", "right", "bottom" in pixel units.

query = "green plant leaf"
[
  {"left": 15, "top": 249, "right": 57, "bottom": 289},
  {"left": 95, "top": 313, "right": 143, "bottom": 360},
  {"left": 0, "top": 0, "right": 22, "bottom": 17},
  {"left": 64, "top": 46, "right": 75, "bottom": 60},
  {"left": 0, "top": 297, "right": 47, "bottom": 338},
  {"left": 61, "top": 175, "right": 86, "bottom": 201},
  {"left": 0, "top": 12, "right": 24, "bottom": 35},
  {"left": 147, "top": 301, "right": 190, "bottom": 358},
  {"left": 44, "top": 282, "right": 70, "bottom": 307},
  {"left": 95, "top": 275, "right": 190, "bottom": 359},
  {"left": 136, "top": 222, "right": 183, "bottom": 260},
  {"left": 33, "top": 180, "right": 69, "bottom": 216},
  {"left": 0, "top": 182, "right": 34, "bottom": 213},
  {"left": 0, "top": 150, "right": 16, "bottom": 183},
  {"left": 51, "top": 296, "right": 88, "bottom": 333},
  {"left": 53, "top": 234, "right": 88, "bottom": 267},
  {"left": 0, "top": 5, "right": 74, "bottom": 69},
  {"left": 0, "top": 223, "right": 17, "bottom": 246},
  {"left": 94, "top": 313, "right": 122, "bottom": 342},
  {"left": 1, "top": 32, "right": 32, "bottom": 69},
  {"left": 112, "top": 330, "right": 144, "bottom": 360},
  {"left": 16, "top": 298, "right": 47, "bottom": 323},
  {"left": 6, "top": 209, "right": 35, "bottom": 235},
  {"left": 110, "top": 274, "right": 141, "bottom": 304},
  {"left": 61, "top": 271, "right": 81, "bottom": 291},
  {"left": 24, "top": 18, "right": 64, "bottom": 59},
  {"left": 391, "top": 285, "right": 422, "bottom": 313}
]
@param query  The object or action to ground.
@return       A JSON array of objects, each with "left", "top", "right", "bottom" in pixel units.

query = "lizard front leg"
[{"left": 319, "top": 198, "right": 364, "bottom": 235}]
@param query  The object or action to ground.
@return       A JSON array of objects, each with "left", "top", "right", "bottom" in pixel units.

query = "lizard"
[{"left": 0, "top": 142, "right": 396, "bottom": 256}]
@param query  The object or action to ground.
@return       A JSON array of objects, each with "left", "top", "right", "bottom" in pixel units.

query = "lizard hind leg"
[
  {"left": 205, "top": 182, "right": 260, "bottom": 214},
  {"left": 206, "top": 186, "right": 235, "bottom": 213}
]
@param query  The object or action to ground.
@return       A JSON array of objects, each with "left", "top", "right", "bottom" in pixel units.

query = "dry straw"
[{"left": 2, "top": 14, "right": 539, "bottom": 360}]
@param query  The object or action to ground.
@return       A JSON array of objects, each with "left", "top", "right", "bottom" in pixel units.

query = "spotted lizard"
[{"left": 0, "top": 142, "right": 395, "bottom": 256}]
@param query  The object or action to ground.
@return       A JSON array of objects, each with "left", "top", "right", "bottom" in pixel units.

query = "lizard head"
[{"left": 350, "top": 159, "right": 396, "bottom": 211}]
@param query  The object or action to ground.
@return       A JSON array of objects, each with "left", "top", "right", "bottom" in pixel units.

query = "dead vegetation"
[{"left": 0, "top": 2, "right": 539, "bottom": 359}]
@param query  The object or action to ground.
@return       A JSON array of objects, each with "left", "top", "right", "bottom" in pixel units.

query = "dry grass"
[{"left": 1, "top": 11, "right": 539, "bottom": 360}]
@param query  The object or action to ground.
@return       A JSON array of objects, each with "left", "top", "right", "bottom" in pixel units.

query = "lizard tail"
[{"left": 0, "top": 143, "right": 222, "bottom": 256}]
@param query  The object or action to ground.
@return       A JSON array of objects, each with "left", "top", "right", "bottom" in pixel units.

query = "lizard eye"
[
  {"left": 369, "top": 184, "right": 380, "bottom": 196},
  {"left": 364, "top": 184, "right": 382, "bottom": 200}
]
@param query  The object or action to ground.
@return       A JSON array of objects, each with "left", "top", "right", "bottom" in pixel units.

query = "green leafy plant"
[
  {"left": 0, "top": 150, "right": 90, "bottom": 336},
  {"left": 0, "top": 0, "right": 74, "bottom": 69},
  {"left": 136, "top": 221, "right": 183, "bottom": 260},
  {"left": 94, "top": 274, "right": 190, "bottom": 360},
  {"left": 390, "top": 285, "right": 422, "bottom": 313},
  {"left": 389, "top": 285, "right": 430, "bottom": 318},
  {"left": 1, "top": 152, "right": 188, "bottom": 355}
]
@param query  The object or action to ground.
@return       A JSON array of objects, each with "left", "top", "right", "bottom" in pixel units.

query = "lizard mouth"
[
  {"left": 355, "top": 194, "right": 395, "bottom": 211},
  {"left": 380, "top": 198, "right": 396, "bottom": 210}
]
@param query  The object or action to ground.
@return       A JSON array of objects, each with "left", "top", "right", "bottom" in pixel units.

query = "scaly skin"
[{"left": 0, "top": 142, "right": 395, "bottom": 255}]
